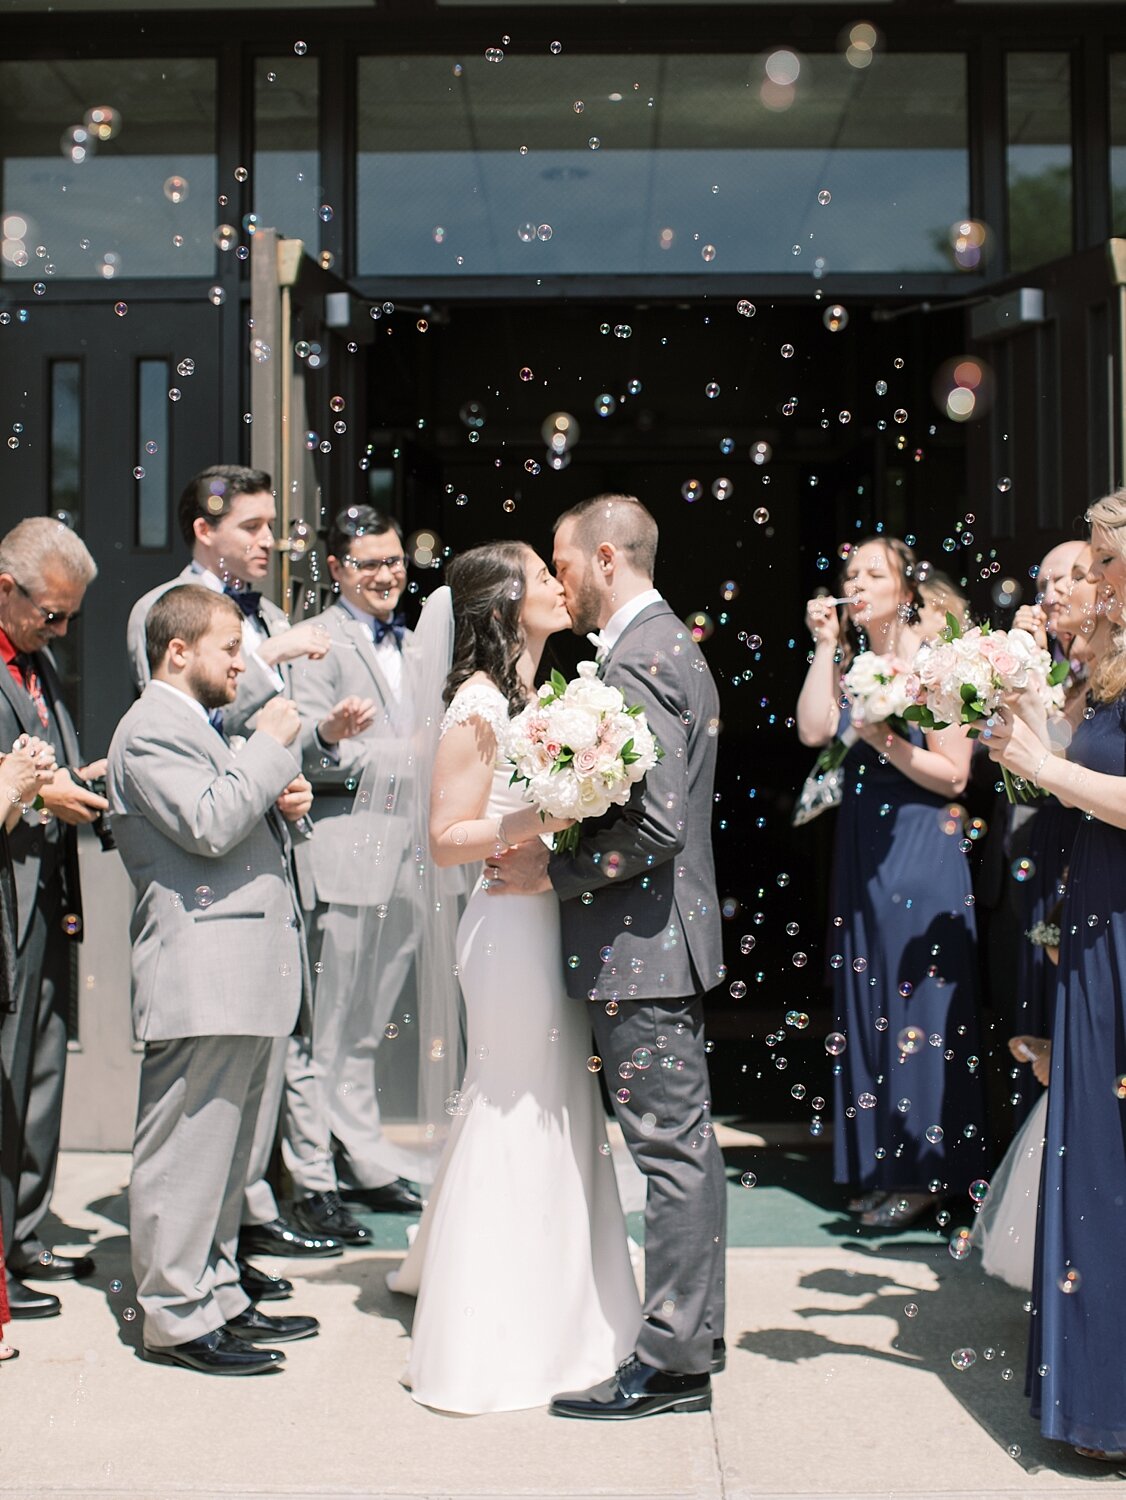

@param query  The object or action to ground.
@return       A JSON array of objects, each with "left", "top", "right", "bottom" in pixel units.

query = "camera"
[{"left": 70, "top": 769, "right": 115, "bottom": 852}]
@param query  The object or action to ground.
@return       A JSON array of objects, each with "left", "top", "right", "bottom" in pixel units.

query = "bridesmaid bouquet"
[
  {"left": 816, "top": 651, "right": 913, "bottom": 772},
  {"left": 504, "top": 661, "right": 661, "bottom": 854},
  {"left": 904, "top": 614, "right": 1068, "bottom": 802}
]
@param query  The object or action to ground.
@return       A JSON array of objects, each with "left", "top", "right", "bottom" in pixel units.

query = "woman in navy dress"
[
  {"left": 988, "top": 494, "right": 1126, "bottom": 1461},
  {"left": 798, "top": 537, "right": 986, "bottom": 1228}
]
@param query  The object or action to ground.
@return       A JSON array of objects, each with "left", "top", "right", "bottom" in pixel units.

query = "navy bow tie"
[
  {"left": 224, "top": 587, "right": 263, "bottom": 619},
  {"left": 372, "top": 612, "right": 406, "bottom": 648}
]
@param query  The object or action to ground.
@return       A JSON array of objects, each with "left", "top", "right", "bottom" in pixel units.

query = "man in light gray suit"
[
  {"left": 108, "top": 585, "right": 320, "bottom": 1374},
  {"left": 126, "top": 465, "right": 373, "bottom": 1275},
  {"left": 283, "top": 505, "right": 425, "bottom": 1245},
  {"left": 491, "top": 495, "right": 726, "bottom": 1420}
]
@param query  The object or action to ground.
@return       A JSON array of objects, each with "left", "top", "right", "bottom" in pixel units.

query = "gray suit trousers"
[
  {"left": 0, "top": 871, "right": 70, "bottom": 1257},
  {"left": 240, "top": 1035, "right": 290, "bottom": 1226},
  {"left": 589, "top": 994, "right": 726, "bottom": 1374},
  {"left": 130, "top": 1034, "right": 267, "bottom": 1347}
]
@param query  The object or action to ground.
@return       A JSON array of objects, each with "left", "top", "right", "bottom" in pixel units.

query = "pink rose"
[
  {"left": 574, "top": 746, "right": 600, "bottom": 775},
  {"left": 545, "top": 740, "right": 562, "bottom": 758}
]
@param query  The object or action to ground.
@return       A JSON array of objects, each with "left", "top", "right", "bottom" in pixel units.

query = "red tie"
[{"left": 16, "top": 655, "right": 50, "bottom": 730}]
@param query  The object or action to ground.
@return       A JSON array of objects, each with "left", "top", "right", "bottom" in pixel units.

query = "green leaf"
[
  {"left": 945, "top": 611, "right": 963, "bottom": 640},
  {"left": 625, "top": 703, "right": 643, "bottom": 717},
  {"left": 959, "top": 682, "right": 978, "bottom": 703},
  {"left": 1047, "top": 660, "right": 1069, "bottom": 687},
  {"left": 966, "top": 726, "right": 980, "bottom": 738},
  {"left": 550, "top": 668, "right": 568, "bottom": 696}
]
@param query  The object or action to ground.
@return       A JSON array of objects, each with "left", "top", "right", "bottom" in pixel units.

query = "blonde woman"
[{"left": 985, "top": 490, "right": 1126, "bottom": 1461}]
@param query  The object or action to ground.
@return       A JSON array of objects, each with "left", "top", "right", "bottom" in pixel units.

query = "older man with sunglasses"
[{"left": 0, "top": 517, "right": 104, "bottom": 1318}]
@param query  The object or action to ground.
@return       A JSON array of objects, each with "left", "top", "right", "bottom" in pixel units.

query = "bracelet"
[{"left": 1032, "top": 750, "right": 1051, "bottom": 785}]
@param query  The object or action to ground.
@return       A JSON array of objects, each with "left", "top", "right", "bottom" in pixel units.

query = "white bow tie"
[{"left": 587, "top": 631, "right": 610, "bottom": 660}]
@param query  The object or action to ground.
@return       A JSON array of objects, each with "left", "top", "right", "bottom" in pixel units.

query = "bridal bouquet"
[
  {"left": 504, "top": 661, "right": 661, "bottom": 854},
  {"left": 904, "top": 614, "right": 1068, "bottom": 802},
  {"left": 816, "top": 651, "right": 913, "bottom": 772}
]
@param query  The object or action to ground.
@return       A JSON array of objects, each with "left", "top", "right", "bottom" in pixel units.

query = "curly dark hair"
[
  {"left": 835, "top": 534, "right": 923, "bottom": 665},
  {"left": 443, "top": 541, "right": 531, "bottom": 717}
]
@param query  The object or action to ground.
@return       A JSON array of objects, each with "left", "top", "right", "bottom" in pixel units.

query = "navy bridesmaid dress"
[
  {"left": 830, "top": 707, "right": 988, "bottom": 1193},
  {"left": 1028, "top": 697, "right": 1126, "bottom": 1452},
  {"left": 1010, "top": 798, "right": 1080, "bottom": 1124}
]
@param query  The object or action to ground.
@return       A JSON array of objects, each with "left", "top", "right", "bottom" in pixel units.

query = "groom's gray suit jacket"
[{"left": 549, "top": 599, "right": 723, "bottom": 1002}]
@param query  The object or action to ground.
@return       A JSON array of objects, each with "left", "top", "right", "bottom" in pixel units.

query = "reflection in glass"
[
  {"left": 49, "top": 362, "right": 81, "bottom": 520},
  {"left": 1006, "top": 53, "right": 1072, "bottom": 274},
  {"left": 136, "top": 361, "right": 170, "bottom": 549},
  {"left": 357, "top": 53, "right": 968, "bottom": 276},
  {"left": 0, "top": 58, "right": 216, "bottom": 280},
  {"left": 253, "top": 58, "right": 320, "bottom": 244},
  {"left": 1111, "top": 56, "right": 1126, "bottom": 237}
]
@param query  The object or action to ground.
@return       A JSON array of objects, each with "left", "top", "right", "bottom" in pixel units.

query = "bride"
[{"left": 386, "top": 541, "right": 641, "bottom": 1414}]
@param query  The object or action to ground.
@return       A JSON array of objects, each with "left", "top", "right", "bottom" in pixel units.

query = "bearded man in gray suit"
[
  {"left": 108, "top": 586, "right": 320, "bottom": 1374},
  {"left": 126, "top": 466, "right": 374, "bottom": 1277},
  {"left": 491, "top": 494, "right": 727, "bottom": 1420}
]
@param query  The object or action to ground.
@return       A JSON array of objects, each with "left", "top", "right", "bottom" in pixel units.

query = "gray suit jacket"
[
  {"left": 289, "top": 601, "right": 416, "bottom": 907},
  {"left": 107, "top": 683, "right": 307, "bottom": 1041},
  {"left": 549, "top": 600, "right": 723, "bottom": 1002},
  {"left": 126, "top": 565, "right": 284, "bottom": 737},
  {"left": 0, "top": 651, "right": 83, "bottom": 948}
]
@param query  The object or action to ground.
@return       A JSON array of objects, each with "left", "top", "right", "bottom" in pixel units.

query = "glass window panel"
[
  {"left": 0, "top": 58, "right": 216, "bottom": 281},
  {"left": 357, "top": 53, "right": 968, "bottom": 277},
  {"left": 1006, "top": 53, "right": 1072, "bottom": 274},
  {"left": 253, "top": 58, "right": 321, "bottom": 243},
  {"left": 1112, "top": 56, "right": 1126, "bottom": 237},
  {"left": 49, "top": 361, "right": 81, "bottom": 521},
  {"left": 135, "top": 361, "right": 170, "bottom": 548}
]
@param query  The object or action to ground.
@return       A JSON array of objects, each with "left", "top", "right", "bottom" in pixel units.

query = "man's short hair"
[
  {"left": 146, "top": 584, "right": 241, "bottom": 672},
  {"left": 554, "top": 493, "right": 658, "bottom": 580},
  {"left": 326, "top": 505, "right": 403, "bottom": 558},
  {"left": 0, "top": 516, "right": 97, "bottom": 593},
  {"left": 177, "top": 465, "right": 272, "bottom": 547}
]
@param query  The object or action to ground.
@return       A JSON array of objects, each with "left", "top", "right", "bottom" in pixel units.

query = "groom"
[{"left": 491, "top": 493, "right": 726, "bottom": 1419}]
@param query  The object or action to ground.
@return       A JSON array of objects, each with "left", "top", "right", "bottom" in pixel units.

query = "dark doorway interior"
[{"left": 363, "top": 295, "right": 982, "bottom": 1118}]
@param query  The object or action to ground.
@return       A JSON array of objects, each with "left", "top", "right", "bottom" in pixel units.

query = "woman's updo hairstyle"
[{"left": 443, "top": 541, "right": 531, "bottom": 718}]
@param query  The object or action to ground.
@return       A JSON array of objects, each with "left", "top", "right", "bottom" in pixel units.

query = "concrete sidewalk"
[{"left": 0, "top": 1148, "right": 1120, "bottom": 1500}]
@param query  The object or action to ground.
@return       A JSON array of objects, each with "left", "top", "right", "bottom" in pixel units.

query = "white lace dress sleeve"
[{"left": 439, "top": 682, "right": 511, "bottom": 756}]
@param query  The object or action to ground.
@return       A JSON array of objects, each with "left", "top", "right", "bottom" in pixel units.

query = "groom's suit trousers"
[{"left": 589, "top": 992, "right": 726, "bottom": 1375}]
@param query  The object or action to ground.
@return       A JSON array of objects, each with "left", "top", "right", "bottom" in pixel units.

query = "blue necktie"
[
  {"left": 225, "top": 587, "right": 263, "bottom": 620},
  {"left": 372, "top": 612, "right": 406, "bottom": 649},
  {"left": 207, "top": 708, "right": 226, "bottom": 739}
]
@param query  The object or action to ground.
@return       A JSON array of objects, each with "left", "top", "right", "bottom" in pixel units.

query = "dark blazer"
[
  {"left": 549, "top": 599, "right": 724, "bottom": 1002},
  {"left": 0, "top": 827, "right": 16, "bottom": 1017},
  {"left": 0, "top": 652, "right": 83, "bottom": 949}
]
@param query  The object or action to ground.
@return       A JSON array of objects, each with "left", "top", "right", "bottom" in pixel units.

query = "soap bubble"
[
  {"left": 825, "top": 1032, "right": 847, "bottom": 1056},
  {"left": 897, "top": 1026, "right": 925, "bottom": 1055},
  {"left": 163, "top": 175, "right": 189, "bottom": 204},
  {"left": 925, "top": 1123, "right": 944, "bottom": 1143},
  {"left": 737, "top": 299, "right": 756, "bottom": 317},
  {"left": 948, "top": 1228, "right": 973, "bottom": 1261},
  {"left": 753, "top": 507, "right": 770, "bottom": 525},
  {"left": 822, "top": 303, "right": 848, "bottom": 333},
  {"left": 950, "top": 1347, "right": 977, "bottom": 1371},
  {"left": 1057, "top": 1268, "right": 1081, "bottom": 1294},
  {"left": 817, "top": 189, "right": 832, "bottom": 205},
  {"left": 1011, "top": 856, "right": 1035, "bottom": 883},
  {"left": 857, "top": 1092, "right": 876, "bottom": 1109},
  {"left": 740, "top": 1171, "right": 757, "bottom": 1188},
  {"left": 969, "top": 1178, "right": 990, "bottom": 1203}
]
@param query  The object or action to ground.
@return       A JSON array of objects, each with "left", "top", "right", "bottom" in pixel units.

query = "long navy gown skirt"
[
  {"left": 1009, "top": 798, "right": 1080, "bottom": 1125},
  {"left": 1028, "top": 698, "right": 1126, "bottom": 1452},
  {"left": 830, "top": 715, "right": 987, "bottom": 1193}
]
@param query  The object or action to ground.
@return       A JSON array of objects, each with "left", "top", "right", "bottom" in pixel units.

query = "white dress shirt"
[
  {"left": 340, "top": 596, "right": 403, "bottom": 701},
  {"left": 599, "top": 588, "right": 663, "bottom": 655},
  {"left": 189, "top": 563, "right": 283, "bottom": 692}
]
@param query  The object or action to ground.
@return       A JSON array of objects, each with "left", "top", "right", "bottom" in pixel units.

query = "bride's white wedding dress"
[{"left": 386, "top": 681, "right": 641, "bottom": 1413}]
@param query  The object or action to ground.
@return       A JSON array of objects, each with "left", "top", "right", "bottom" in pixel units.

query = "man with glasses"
[
  {"left": 282, "top": 506, "right": 426, "bottom": 1245},
  {"left": 0, "top": 517, "right": 104, "bottom": 1318}
]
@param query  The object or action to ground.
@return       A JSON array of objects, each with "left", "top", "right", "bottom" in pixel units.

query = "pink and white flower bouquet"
[
  {"left": 504, "top": 661, "right": 661, "bottom": 854},
  {"left": 817, "top": 651, "right": 914, "bottom": 772},
  {"left": 904, "top": 613, "right": 1068, "bottom": 802}
]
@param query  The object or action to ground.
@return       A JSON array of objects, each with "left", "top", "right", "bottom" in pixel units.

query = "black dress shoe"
[
  {"left": 291, "top": 1190, "right": 374, "bottom": 1246},
  {"left": 144, "top": 1327, "right": 285, "bottom": 1375},
  {"left": 339, "top": 1178, "right": 423, "bottom": 1214},
  {"left": 239, "top": 1215, "right": 343, "bottom": 1258},
  {"left": 225, "top": 1306, "right": 319, "bottom": 1343},
  {"left": 550, "top": 1355, "right": 711, "bottom": 1420},
  {"left": 5, "top": 1275, "right": 61, "bottom": 1319},
  {"left": 711, "top": 1338, "right": 726, "bottom": 1374},
  {"left": 9, "top": 1250, "right": 95, "bottom": 1283},
  {"left": 237, "top": 1257, "right": 293, "bottom": 1302}
]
